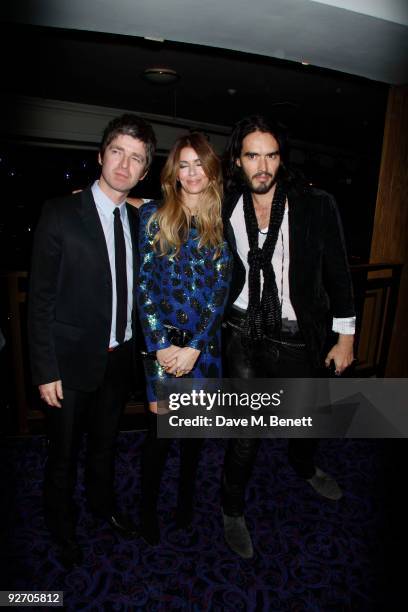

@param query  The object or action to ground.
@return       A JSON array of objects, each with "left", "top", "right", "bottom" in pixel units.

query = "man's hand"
[
  {"left": 156, "top": 345, "right": 182, "bottom": 369},
  {"left": 166, "top": 347, "right": 201, "bottom": 377},
  {"left": 325, "top": 334, "right": 354, "bottom": 375},
  {"left": 39, "top": 380, "right": 64, "bottom": 407}
]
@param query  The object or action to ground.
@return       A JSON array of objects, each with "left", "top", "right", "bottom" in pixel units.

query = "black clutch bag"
[{"left": 140, "top": 324, "right": 193, "bottom": 360}]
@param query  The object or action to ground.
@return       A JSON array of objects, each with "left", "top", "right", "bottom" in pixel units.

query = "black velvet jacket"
[{"left": 222, "top": 186, "right": 355, "bottom": 367}]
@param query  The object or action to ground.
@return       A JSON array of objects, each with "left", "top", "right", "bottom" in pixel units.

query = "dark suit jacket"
[
  {"left": 28, "top": 187, "right": 140, "bottom": 391},
  {"left": 222, "top": 186, "right": 355, "bottom": 367}
]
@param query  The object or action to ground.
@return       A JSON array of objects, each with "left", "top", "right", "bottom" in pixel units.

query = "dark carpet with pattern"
[{"left": 1, "top": 433, "right": 395, "bottom": 611}]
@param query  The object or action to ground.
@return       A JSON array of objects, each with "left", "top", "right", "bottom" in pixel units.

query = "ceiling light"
[{"left": 142, "top": 68, "right": 180, "bottom": 84}]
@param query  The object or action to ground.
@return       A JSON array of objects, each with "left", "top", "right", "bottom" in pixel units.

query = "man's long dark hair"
[{"left": 224, "top": 114, "right": 304, "bottom": 194}]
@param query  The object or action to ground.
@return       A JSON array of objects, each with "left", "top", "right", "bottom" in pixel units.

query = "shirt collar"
[{"left": 92, "top": 180, "right": 127, "bottom": 221}]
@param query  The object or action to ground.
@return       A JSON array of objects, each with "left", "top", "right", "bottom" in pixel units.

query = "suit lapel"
[
  {"left": 288, "top": 188, "right": 312, "bottom": 292},
  {"left": 126, "top": 203, "right": 145, "bottom": 344},
  {"left": 223, "top": 191, "right": 241, "bottom": 255},
  {"left": 223, "top": 191, "right": 241, "bottom": 223},
  {"left": 78, "top": 187, "right": 111, "bottom": 278},
  {"left": 126, "top": 203, "right": 140, "bottom": 272}
]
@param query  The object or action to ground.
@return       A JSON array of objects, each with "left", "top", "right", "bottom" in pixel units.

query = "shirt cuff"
[{"left": 332, "top": 316, "right": 356, "bottom": 335}]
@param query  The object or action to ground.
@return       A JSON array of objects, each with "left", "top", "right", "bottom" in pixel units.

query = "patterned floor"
[{"left": 2, "top": 433, "right": 392, "bottom": 611}]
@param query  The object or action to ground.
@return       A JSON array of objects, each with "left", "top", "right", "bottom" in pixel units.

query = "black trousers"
[
  {"left": 43, "top": 341, "right": 133, "bottom": 539},
  {"left": 222, "top": 313, "right": 320, "bottom": 516}
]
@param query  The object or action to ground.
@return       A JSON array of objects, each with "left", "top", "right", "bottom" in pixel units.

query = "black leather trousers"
[{"left": 221, "top": 309, "right": 320, "bottom": 516}]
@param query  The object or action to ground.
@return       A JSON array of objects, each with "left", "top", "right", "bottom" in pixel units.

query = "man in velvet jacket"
[
  {"left": 28, "top": 114, "right": 156, "bottom": 568},
  {"left": 220, "top": 115, "right": 355, "bottom": 559}
]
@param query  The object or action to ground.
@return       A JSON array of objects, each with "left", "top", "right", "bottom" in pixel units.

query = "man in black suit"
[
  {"left": 220, "top": 115, "right": 355, "bottom": 558},
  {"left": 28, "top": 114, "right": 156, "bottom": 568}
]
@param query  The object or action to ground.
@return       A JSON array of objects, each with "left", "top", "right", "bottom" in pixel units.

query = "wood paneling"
[{"left": 370, "top": 86, "right": 408, "bottom": 376}]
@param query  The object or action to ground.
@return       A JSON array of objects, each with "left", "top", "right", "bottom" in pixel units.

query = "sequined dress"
[{"left": 137, "top": 201, "right": 232, "bottom": 401}]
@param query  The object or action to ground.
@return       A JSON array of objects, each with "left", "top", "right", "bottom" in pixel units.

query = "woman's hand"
[
  {"left": 166, "top": 347, "right": 201, "bottom": 377},
  {"left": 156, "top": 345, "right": 182, "bottom": 369}
]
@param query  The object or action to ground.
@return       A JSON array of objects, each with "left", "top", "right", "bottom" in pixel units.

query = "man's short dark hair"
[
  {"left": 100, "top": 114, "right": 157, "bottom": 169},
  {"left": 224, "top": 114, "right": 293, "bottom": 192}
]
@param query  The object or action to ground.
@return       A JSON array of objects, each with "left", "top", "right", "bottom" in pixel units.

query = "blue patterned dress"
[{"left": 137, "top": 201, "right": 232, "bottom": 401}]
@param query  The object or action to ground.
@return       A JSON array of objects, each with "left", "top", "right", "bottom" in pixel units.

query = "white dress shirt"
[{"left": 92, "top": 181, "right": 134, "bottom": 348}]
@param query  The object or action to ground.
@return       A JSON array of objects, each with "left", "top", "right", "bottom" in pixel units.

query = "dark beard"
[{"left": 242, "top": 170, "right": 277, "bottom": 195}]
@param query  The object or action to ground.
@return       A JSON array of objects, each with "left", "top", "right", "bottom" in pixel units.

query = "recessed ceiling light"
[{"left": 142, "top": 68, "right": 180, "bottom": 84}]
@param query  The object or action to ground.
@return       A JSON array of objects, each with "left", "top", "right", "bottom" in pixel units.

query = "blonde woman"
[{"left": 137, "top": 133, "right": 232, "bottom": 544}]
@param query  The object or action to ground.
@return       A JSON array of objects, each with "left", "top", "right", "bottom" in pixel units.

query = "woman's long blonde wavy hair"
[{"left": 147, "top": 132, "right": 224, "bottom": 259}]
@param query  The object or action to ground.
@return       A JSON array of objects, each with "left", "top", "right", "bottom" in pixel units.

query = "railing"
[
  {"left": 350, "top": 263, "right": 402, "bottom": 377},
  {"left": 0, "top": 271, "right": 30, "bottom": 433},
  {"left": 0, "top": 262, "right": 403, "bottom": 434}
]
